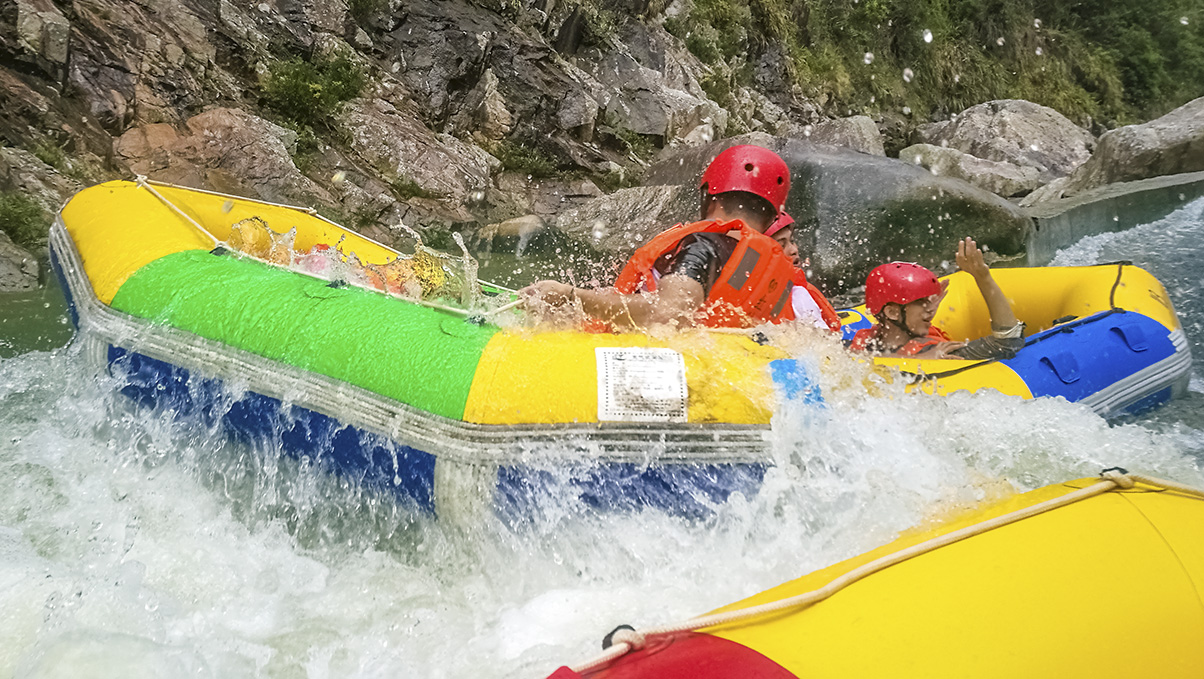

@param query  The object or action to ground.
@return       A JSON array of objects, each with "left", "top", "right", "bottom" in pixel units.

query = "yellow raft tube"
[{"left": 551, "top": 470, "right": 1204, "bottom": 678}]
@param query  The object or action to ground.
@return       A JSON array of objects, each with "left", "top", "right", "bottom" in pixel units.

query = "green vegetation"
[
  {"left": 493, "top": 140, "right": 560, "bottom": 177},
  {"left": 389, "top": 175, "right": 441, "bottom": 201},
  {"left": 0, "top": 192, "right": 50, "bottom": 249},
  {"left": 663, "top": 0, "right": 1204, "bottom": 126},
  {"left": 31, "top": 139, "right": 67, "bottom": 170},
  {"left": 263, "top": 54, "right": 366, "bottom": 176},
  {"left": 263, "top": 55, "right": 367, "bottom": 129}
]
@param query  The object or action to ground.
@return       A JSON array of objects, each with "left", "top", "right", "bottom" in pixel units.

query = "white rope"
[
  {"left": 135, "top": 175, "right": 220, "bottom": 246},
  {"left": 567, "top": 470, "right": 1204, "bottom": 675}
]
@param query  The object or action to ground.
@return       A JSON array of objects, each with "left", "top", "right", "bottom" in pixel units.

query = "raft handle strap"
[{"left": 564, "top": 470, "right": 1204, "bottom": 675}]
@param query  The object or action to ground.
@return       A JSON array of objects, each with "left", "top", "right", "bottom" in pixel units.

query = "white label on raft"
[{"left": 595, "top": 348, "right": 688, "bottom": 423}]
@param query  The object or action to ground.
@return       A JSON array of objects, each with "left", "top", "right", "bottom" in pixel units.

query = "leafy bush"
[
  {"left": 0, "top": 193, "right": 50, "bottom": 249},
  {"left": 263, "top": 55, "right": 367, "bottom": 129},
  {"left": 494, "top": 141, "right": 560, "bottom": 177}
]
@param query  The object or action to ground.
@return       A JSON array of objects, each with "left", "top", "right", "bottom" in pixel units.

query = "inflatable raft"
[
  {"left": 548, "top": 470, "right": 1204, "bottom": 678},
  {"left": 840, "top": 263, "right": 1191, "bottom": 414},
  {"left": 50, "top": 180, "right": 1190, "bottom": 518}
]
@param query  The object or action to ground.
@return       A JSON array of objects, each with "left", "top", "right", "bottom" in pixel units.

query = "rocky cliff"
[{"left": 1, "top": 0, "right": 1202, "bottom": 294}]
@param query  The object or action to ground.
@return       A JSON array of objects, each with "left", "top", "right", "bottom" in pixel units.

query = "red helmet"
[
  {"left": 865, "top": 262, "right": 942, "bottom": 316},
  {"left": 700, "top": 145, "right": 791, "bottom": 214},
  {"left": 764, "top": 211, "right": 794, "bottom": 238}
]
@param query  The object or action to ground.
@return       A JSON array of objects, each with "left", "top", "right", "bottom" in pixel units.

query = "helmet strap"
[{"left": 883, "top": 304, "right": 927, "bottom": 341}]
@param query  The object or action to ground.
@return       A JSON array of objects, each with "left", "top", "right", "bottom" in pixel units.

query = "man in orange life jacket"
[
  {"left": 520, "top": 145, "right": 838, "bottom": 331},
  {"left": 850, "top": 237, "right": 1024, "bottom": 359}
]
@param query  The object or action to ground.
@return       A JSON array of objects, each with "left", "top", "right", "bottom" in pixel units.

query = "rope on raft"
[
  {"left": 567, "top": 469, "right": 1204, "bottom": 675},
  {"left": 132, "top": 176, "right": 521, "bottom": 320}
]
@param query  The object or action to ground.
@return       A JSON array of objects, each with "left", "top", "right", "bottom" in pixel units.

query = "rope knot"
[
  {"left": 1101, "top": 468, "right": 1136, "bottom": 489},
  {"left": 602, "top": 625, "right": 646, "bottom": 651}
]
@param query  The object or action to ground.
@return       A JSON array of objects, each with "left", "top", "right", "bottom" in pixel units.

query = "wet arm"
[
  {"left": 957, "top": 237, "right": 1018, "bottom": 331},
  {"left": 574, "top": 274, "right": 704, "bottom": 330}
]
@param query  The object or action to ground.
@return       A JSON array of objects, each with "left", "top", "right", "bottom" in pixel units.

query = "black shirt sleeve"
[{"left": 655, "top": 233, "right": 738, "bottom": 297}]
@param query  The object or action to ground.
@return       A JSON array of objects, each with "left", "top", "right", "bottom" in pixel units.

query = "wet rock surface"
[
  {"left": 925, "top": 100, "right": 1094, "bottom": 182},
  {"left": 0, "top": 0, "right": 1195, "bottom": 293},
  {"left": 0, "top": 231, "right": 38, "bottom": 292},
  {"left": 899, "top": 144, "right": 1042, "bottom": 198}
]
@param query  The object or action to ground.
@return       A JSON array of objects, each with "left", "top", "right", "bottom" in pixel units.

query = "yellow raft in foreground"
[{"left": 551, "top": 470, "right": 1204, "bottom": 678}]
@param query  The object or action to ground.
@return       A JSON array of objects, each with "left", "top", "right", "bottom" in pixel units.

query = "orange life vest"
[
  {"left": 850, "top": 324, "right": 952, "bottom": 356},
  {"left": 791, "top": 268, "right": 842, "bottom": 332},
  {"left": 612, "top": 219, "right": 797, "bottom": 328}
]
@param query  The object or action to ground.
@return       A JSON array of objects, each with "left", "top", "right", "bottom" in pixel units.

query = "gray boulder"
[
  {"left": 0, "top": 147, "right": 83, "bottom": 213},
  {"left": 899, "top": 143, "right": 1042, "bottom": 198},
  {"left": 16, "top": 0, "right": 70, "bottom": 66},
  {"left": 341, "top": 98, "right": 499, "bottom": 225},
  {"left": 640, "top": 134, "right": 1033, "bottom": 293},
  {"left": 114, "top": 108, "right": 332, "bottom": 206},
  {"left": 928, "top": 100, "right": 1094, "bottom": 182},
  {"left": 554, "top": 183, "right": 696, "bottom": 270},
  {"left": 1023, "top": 96, "right": 1204, "bottom": 205},
  {"left": 809, "top": 116, "right": 886, "bottom": 156}
]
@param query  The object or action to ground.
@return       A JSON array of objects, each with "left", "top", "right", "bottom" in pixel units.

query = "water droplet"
[
  {"left": 1034, "top": 19, "right": 1042, "bottom": 28},
  {"left": 902, "top": 68, "right": 914, "bottom": 83},
  {"left": 1035, "top": 47, "right": 1043, "bottom": 56},
  {"left": 1113, "top": 215, "right": 1120, "bottom": 222},
  {"left": 996, "top": 37, "right": 1006, "bottom": 46},
  {"left": 863, "top": 52, "right": 875, "bottom": 65},
  {"left": 922, "top": 29, "right": 933, "bottom": 43}
]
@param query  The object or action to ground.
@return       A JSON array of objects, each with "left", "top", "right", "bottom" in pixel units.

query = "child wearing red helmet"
[
  {"left": 765, "top": 212, "right": 841, "bottom": 332},
  {"left": 522, "top": 145, "right": 834, "bottom": 331},
  {"left": 850, "top": 237, "right": 1024, "bottom": 359}
]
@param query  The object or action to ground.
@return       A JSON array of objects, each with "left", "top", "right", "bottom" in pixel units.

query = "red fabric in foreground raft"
[{"left": 547, "top": 632, "right": 797, "bottom": 679}]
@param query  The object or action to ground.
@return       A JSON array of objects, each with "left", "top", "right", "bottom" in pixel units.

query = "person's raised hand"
[{"left": 956, "top": 237, "right": 991, "bottom": 280}]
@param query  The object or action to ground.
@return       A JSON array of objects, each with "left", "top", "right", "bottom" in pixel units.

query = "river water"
[{"left": 1, "top": 198, "right": 1203, "bottom": 678}]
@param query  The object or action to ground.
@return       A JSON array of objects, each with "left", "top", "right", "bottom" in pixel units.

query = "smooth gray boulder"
[
  {"left": 639, "top": 134, "right": 1033, "bottom": 292},
  {"left": 1023, "top": 96, "right": 1204, "bottom": 206},
  {"left": 928, "top": 100, "right": 1094, "bottom": 182},
  {"left": 809, "top": 116, "right": 886, "bottom": 156},
  {"left": 899, "top": 143, "right": 1042, "bottom": 198}
]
